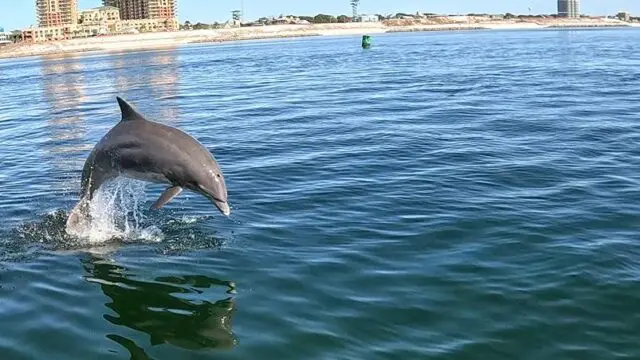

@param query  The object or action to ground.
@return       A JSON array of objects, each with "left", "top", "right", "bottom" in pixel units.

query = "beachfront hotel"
[
  {"left": 36, "top": 0, "right": 79, "bottom": 27},
  {"left": 101, "top": 0, "right": 178, "bottom": 31},
  {"left": 557, "top": 0, "right": 580, "bottom": 18},
  {"left": 21, "top": 0, "right": 178, "bottom": 42},
  {"left": 102, "top": 0, "right": 176, "bottom": 21}
]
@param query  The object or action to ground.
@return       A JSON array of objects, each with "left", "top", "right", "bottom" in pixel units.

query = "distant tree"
[
  {"left": 299, "top": 16, "right": 315, "bottom": 23},
  {"left": 181, "top": 20, "right": 192, "bottom": 30},
  {"left": 394, "top": 13, "right": 412, "bottom": 18},
  {"left": 504, "top": 12, "right": 516, "bottom": 19},
  {"left": 337, "top": 15, "right": 350, "bottom": 23},
  {"left": 314, "top": 14, "right": 337, "bottom": 23},
  {"left": 193, "top": 22, "right": 210, "bottom": 30}
]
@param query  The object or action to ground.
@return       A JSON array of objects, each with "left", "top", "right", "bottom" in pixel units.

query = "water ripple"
[{"left": 2, "top": 29, "right": 640, "bottom": 359}]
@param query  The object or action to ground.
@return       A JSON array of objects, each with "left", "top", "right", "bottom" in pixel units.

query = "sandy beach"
[{"left": 0, "top": 17, "right": 633, "bottom": 60}]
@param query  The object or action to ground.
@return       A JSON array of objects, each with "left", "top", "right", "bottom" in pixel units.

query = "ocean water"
[{"left": 1, "top": 28, "right": 640, "bottom": 359}]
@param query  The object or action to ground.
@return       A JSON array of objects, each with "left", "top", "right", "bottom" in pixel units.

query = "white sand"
[{"left": 484, "top": 23, "right": 544, "bottom": 30}]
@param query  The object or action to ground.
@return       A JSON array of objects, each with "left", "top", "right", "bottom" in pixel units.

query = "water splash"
[
  {"left": 66, "top": 177, "right": 164, "bottom": 244},
  {"left": 3, "top": 177, "right": 228, "bottom": 259}
]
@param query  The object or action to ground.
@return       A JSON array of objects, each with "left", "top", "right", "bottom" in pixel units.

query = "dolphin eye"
[{"left": 216, "top": 174, "right": 221, "bottom": 178}]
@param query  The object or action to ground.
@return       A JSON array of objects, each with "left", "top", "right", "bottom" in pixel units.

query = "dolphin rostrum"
[{"left": 66, "top": 96, "right": 230, "bottom": 233}]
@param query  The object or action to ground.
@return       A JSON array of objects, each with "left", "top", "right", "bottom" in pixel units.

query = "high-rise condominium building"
[
  {"left": 36, "top": 0, "right": 78, "bottom": 27},
  {"left": 102, "top": 0, "right": 176, "bottom": 20},
  {"left": 557, "top": 0, "right": 580, "bottom": 18}
]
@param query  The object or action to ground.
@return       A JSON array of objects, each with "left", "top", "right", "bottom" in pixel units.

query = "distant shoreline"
[{"left": 0, "top": 19, "right": 635, "bottom": 61}]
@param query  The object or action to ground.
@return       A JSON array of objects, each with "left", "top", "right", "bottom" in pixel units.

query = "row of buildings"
[{"left": 22, "top": 0, "right": 178, "bottom": 42}]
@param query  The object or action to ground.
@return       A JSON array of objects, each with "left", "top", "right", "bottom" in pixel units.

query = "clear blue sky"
[{"left": 1, "top": 0, "right": 638, "bottom": 31}]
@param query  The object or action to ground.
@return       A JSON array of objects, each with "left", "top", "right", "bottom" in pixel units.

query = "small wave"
[{"left": 167, "top": 215, "right": 206, "bottom": 225}]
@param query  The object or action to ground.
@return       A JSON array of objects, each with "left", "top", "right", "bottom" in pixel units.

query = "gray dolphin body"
[{"left": 66, "top": 96, "right": 230, "bottom": 232}]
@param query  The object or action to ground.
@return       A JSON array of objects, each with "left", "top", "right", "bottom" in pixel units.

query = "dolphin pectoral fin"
[{"left": 150, "top": 186, "right": 183, "bottom": 210}]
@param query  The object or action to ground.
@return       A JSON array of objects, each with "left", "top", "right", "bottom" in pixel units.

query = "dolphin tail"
[{"left": 65, "top": 196, "right": 92, "bottom": 236}]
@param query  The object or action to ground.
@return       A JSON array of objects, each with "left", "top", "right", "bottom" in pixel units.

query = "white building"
[
  {"left": 359, "top": 14, "right": 379, "bottom": 22},
  {"left": 0, "top": 26, "right": 9, "bottom": 45},
  {"left": 21, "top": 5, "right": 178, "bottom": 42},
  {"left": 0, "top": 32, "right": 10, "bottom": 45}
]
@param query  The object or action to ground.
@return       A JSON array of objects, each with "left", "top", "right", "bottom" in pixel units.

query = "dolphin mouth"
[
  {"left": 214, "top": 200, "right": 231, "bottom": 216},
  {"left": 201, "top": 191, "right": 230, "bottom": 216}
]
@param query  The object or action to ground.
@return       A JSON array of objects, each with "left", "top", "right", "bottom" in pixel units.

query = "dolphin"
[{"left": 66, "top": 96, "right": 230, "bottom": 233}]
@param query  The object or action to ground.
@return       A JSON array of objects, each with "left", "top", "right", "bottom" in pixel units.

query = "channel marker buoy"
[{"left": 362, "top": 35, "right": 372, "bottom": 49}]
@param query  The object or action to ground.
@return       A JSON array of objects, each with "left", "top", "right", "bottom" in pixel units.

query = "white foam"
[
  {"left": 67, "top": 177, "right": 165, "bottom": 244},
  {"left": 168, "top": 215, "right": 203, "bottom": 225}
]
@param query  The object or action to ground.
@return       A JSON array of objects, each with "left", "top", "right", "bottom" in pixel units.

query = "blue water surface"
[{"left": 1, "top": 28, "right": 640, "bottom": 359}]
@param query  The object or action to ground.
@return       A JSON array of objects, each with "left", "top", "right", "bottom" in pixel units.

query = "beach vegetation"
[{"left": 313, "top": 14, "right": 338, "bottom": 23}]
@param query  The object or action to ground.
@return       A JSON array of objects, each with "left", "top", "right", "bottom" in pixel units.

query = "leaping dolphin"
[{"left": 66, "top": 96, "right": 230, "bottom": 233}]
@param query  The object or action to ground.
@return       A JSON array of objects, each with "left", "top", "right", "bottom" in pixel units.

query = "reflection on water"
[
  {"left": 111, "top": 49, "right": 180, "bottom": 125},
  {"left": 40, "top": 55, "right": 91, "bottom": 175},
  {"left": 112, "top": 55, "right": 133, "bottom": 95},
  {"left": 41, "top": 54, "right": 86, "bottom": 111},
  {"left": 80, "top": 254, "right": 238, "bottom": 355},
  {"left": 149, "top": 50, "right": 180, "bottom": 99}
]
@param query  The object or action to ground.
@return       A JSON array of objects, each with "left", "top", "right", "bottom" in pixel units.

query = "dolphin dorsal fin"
[{"left": 116, "top": 96, "right": 146, "bottom": 122}]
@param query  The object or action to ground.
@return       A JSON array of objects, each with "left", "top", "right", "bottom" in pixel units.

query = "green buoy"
[{"left": 362, "top": 35, "right": 372, "bottom": 49}]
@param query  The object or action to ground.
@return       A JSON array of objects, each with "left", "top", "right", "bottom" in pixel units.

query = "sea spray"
[
  {"left": 72, "top": 177, "right": 164, "bottom": 244},
  {"left": 10, "top": 177, "right": 226, "bottom": 254}
]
